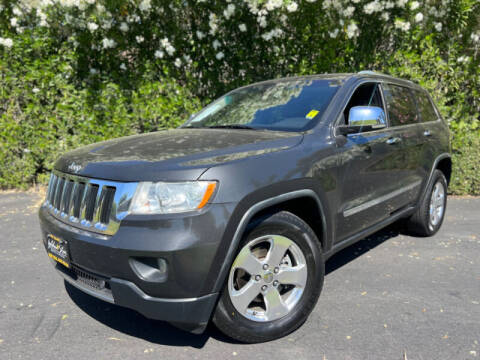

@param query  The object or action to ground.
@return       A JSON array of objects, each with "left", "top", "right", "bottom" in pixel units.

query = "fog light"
[{"left": 129, "top": 257, "right": 168, "bottom": 283}]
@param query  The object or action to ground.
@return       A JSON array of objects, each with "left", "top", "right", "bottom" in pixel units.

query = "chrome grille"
[{"left": 42, "top": 171, "right": 138, "bottom": 235}]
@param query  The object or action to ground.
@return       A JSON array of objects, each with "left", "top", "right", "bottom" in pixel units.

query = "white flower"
[
  {"left": 266, "top": 0, "right": 282, "bottom": 11},
  {"left": 119, "top": 22, "right": 129, "bottom": 32},
  {"left": 174, "top": 57, "right": 182, "bottom": 67},
  {"left": 381, "top": 12, "right": 390, "bottom": 21},
  {"left": 346, "top": 23, "right": 359, "bottom": 38},
  {"left": 32, "top": 88, "right": 40, "bottom": 94},
  {"left": 258, "top": 15, "right": 267, "bottom": 28},
  {"left": 238, "top": 23, "right": 247, "bottom": 32},
  {"left": 385, "top": 1, "right": 395, "bottom": 9},
  {"left": 410, "top": 1, "right": 420, "bottom": 10},
  {"left": 196, "top": 31, "right": 205, "bottom": 39},
  {"left": 286, "top": 2, "right": 298, "bottom": 12},
  {"left": 209, "top": 13, "right": 219, "bottom": 35},
  {"left": 415, "top": 12, "right": 423, "bottom": 22},
  {"left": 215, "top": 51, "right": 224, "bottom": 60},
  {"left": 471, "top": 32, "right": 480, "bottom": 43},
  {"left": 12, "top": 7, "right": 22, "bottom": 16},
  {"left": 139, "top": 0, "right": 151, "bottom": 12},
  {"left": 434, "top": 22, "right": 443, "bottom": 31},
  {"left": 102, "top": 19, "right": 113, "bottom": 30},
  {"left": 397, "top": 0, "right": 408, "bottom": 7},
  {"left": 154, "top": 49, "right": 164, "bottom": 58},
  {"left": 212, "top": 39, "right": 221, "bottom": 50},
  {"left": 165, "top": 44, "right": 175, "bottom": 56},
  {"left": 102, "top": 38, "right": 116, "bottom": 49},
  {"left": 0, "top": 37, "right": 13, "bottom": 48},
  {"left": 343, "top": 6, "right": 355, "bottom": 17},
  {"left": 364, "top": 1, "right": 382, "bottom": 15},
  {"left": 457, "top": 56, "right": 470, "bottom": 63},
  {"left": 89, "top": 68, "right": 98, "bottom": 74},
  {"left": 136, "top": 35, "right": 145, "bottom": 43},
  {"left": 87, "top": 22, "right": 98, "bottom": 31},
  {"left": 394, "top": 19, "right": 411, "bottom": 31},
  {"left": 10, "top": 17, "right": 18, "bottom": 27},
  {"left": 329, "top": 29, "right": 339, "bottom": 38},
  {"left": 223, "top": 4, "right": 235, "bottom": 19},
  {"left": 120, "top": 63, "right": 127, "bottom": 70}
]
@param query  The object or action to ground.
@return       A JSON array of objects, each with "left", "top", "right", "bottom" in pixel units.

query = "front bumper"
[
  {"left": 39, "top": 202, "right": 236, "bottom": 332},
  {"left": 54, "top": 261, "right": 217, "bottom": 333}
]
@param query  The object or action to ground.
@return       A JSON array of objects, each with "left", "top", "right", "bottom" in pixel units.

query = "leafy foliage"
[{"left": 0, "top": 0, "right": 479, "bottom": 194}]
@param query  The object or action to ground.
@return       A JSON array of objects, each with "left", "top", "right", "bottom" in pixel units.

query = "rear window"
[
  {"left": 382, "top": 84, "right": 419, "bottom": 126},
  {"left": 415, "top": 90, "right": 438, "bottom": 123}
]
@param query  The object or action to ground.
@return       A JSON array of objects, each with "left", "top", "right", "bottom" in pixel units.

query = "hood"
[{"left": 55, "top": 128, "right": 303, "bottom": 182}]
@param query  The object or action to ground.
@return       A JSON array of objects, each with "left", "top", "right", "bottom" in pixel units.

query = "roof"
[{"left": 236, "top": 71, "right": 421, "bottom": 91}]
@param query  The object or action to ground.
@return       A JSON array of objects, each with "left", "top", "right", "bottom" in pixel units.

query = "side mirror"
[{"left": 338, "top": 106, "right": 387, "bottom": 135}]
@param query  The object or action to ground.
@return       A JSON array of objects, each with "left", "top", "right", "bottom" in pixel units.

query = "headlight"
[{"left": 129, "top": 181, "right": 217, "bottom": 214}]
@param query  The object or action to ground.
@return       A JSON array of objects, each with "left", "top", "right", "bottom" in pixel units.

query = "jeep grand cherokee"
[{"left": 39, "top": 72, "right": 451, "bottom": 343}]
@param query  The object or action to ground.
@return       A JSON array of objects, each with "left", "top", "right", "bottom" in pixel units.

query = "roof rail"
[
  {"left": 357, "top": 70, "right": 415, "bottom": 84},
  {"left": 358, "top": 70, "right": 382, "bottom": 75}
]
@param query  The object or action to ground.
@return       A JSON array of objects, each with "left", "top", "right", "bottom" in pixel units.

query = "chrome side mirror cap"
[{"left": 348, "top": 106, "right": 386, "bottom": 127}]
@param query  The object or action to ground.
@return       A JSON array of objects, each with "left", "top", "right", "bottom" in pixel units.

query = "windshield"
[{"left": 183, "top": 79, "right": 341, "bottom": 132}]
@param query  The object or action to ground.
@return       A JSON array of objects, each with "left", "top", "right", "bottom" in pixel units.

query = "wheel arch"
[
  {"left": 436, "top": 156, "right": 452, "bottom": 186},
  {"left": 211, "top": 189, "right": 330, "bottom": 294},
  {"left": 418, "top": 153, "right": 451, "bottom": 207}
]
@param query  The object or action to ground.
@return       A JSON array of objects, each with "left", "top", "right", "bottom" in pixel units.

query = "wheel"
[
  {"left": 405, "top": 169, "right": 448, "bottom": 236},
  {"left": 213, "top": 211, "right": 324, "bottom": 343}
]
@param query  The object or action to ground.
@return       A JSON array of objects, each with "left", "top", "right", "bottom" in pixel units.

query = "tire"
[
  {"left": 405, "top": 169, "right": 448, "bottom": 237},
  {"left": 213, "top": 211, "right": 324, "bottom": 343}
]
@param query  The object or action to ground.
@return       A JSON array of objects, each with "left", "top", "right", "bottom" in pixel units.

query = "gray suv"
[{"left": 39, "top": 72, "right": 451, "bottom": 343}]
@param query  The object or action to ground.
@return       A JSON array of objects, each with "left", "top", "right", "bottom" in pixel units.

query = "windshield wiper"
[{"left": 207, "top": 124, "right": 257, "bottom": 130}]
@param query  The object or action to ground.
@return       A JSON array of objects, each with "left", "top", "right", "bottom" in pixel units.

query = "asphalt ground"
[{"left": 0, "top": 191, "right": 478, "bottom": 360}]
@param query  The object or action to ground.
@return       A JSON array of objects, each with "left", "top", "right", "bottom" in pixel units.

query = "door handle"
[
  {"left": 386, "top": 137, "right": 401, "bottom": 145},
  {"left": 423, "top": 130, "right": 432, "bottom": 137}
]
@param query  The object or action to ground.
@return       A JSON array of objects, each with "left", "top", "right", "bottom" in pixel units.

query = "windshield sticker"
[{"left": 306, "top": 110, "right": 319, "bottom": 119}]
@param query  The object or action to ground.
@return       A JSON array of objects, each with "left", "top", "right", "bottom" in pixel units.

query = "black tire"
[
  {"left": 405, "top": 169, "right": 448, "bottom": 237},
  {"left": 213, "top": 211, "right": 324, "bottom": 343}
]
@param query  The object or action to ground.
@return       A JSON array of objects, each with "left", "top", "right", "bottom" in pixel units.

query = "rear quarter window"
[
  {"left": 382, "top": 84, "right": 419, "bottom": 126},
  {"left": 415, "top": 90, "right": 438, "bottom": 123}
]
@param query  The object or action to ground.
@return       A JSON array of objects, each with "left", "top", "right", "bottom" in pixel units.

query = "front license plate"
[{"left": 46, "top": 234, "right": 70, "bottom": 268}]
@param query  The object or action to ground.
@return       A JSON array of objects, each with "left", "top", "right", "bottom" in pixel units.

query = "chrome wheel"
[
  {"left": 228, "top": 235, "right": 308, "bottom": 322},
  {"left": 429, "top": 181, "right": 445, "bottom": 230}
]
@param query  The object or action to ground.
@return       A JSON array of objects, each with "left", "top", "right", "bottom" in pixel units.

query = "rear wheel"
[
  {"left": 405, "top": 169, "right": 447, "bottom": 236},
  {"left": 213, "top": 211, "right": 323, "bottom": 343}
]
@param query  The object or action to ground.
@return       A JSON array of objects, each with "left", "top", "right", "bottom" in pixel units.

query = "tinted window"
[
  {"left": 382, "top": 84, "right": 419, "bottom": 126},
  {"left": 184, "top": 79, "right": 341, "bottom": 132},
  {"left": 344, "top": 83, "right": 385, "bottom": 124},
  {"left": 415, "top": 90, "right": 438, "bottom": 123}
]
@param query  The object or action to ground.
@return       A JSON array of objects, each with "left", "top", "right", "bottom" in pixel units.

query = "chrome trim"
[
  {"left": 55, "top": 265, "right": 115, "bottom": 304},
  {"left": 42, "top": 170, "right": 138, "bottom": 236},
  {"left": 343, "top": 180, "right": 422, "bottom": 217}
]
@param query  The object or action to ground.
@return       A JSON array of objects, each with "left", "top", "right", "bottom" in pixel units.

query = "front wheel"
[{"left": 213, "top": 211, "right": 324, "bottom": 343}]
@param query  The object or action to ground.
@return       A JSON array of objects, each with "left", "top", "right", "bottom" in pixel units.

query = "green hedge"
[{"left": 0, "top": 31, "right": 201, "bottom": 189}]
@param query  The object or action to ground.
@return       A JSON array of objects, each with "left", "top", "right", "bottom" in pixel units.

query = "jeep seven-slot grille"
[{"left": 44, "top": 173, "right": 116, "bottom": 231}]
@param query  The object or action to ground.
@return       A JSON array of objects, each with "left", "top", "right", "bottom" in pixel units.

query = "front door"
[{"left": 334, "top": 82, "right": 396, "bottom": 241}]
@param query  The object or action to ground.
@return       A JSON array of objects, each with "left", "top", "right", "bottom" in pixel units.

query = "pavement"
[{"left": 0, "top": 191, "right": 478, "bottom": 360}]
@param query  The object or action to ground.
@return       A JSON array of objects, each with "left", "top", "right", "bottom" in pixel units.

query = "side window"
[
  {"left": 415, "top": 90, "right": 438, "bottom": 123},
  {"left": 382, "top": 84, "right": 419, "bottom": 126},
  {"left": 344, "top": 83, "right": 385, "bottom": 125}
]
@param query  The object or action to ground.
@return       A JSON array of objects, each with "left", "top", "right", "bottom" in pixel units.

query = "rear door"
[
  {"left": 414, "top": 89, "right": 445, "bottom": 183},
  {"left": 380, "top": 83, "right": 424, "bottom": 210}
]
